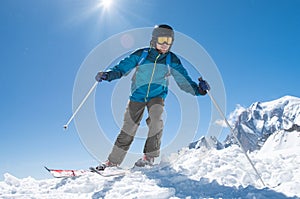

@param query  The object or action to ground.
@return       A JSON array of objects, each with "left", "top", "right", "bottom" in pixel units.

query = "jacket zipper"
[{"left": 145, "top": 54, "right": 160, "bottom": 102}]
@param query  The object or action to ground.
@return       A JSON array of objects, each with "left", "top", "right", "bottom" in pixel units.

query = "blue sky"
[{"left": 0, "top": 0, "right": 299, "bottom": 180}]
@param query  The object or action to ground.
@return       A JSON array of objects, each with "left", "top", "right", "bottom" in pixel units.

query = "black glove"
[
  {"left": 95, "top": 72, "right": 109, "bottom": 82},
  {"left": 198, "top": 77, "right": 210, "bottom": 95}
]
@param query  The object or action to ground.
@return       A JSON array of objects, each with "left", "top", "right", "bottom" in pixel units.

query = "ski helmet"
[{"left": 150, "top": 24, "right": 174, "bottom": 48}]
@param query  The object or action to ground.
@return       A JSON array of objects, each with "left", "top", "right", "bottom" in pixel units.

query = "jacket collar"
[{"left": 149, "top": 47, "right": 169, "bottom": 58}]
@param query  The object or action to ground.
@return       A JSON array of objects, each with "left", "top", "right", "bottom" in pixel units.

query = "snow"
[
  {"left": 1, "top": 95, "right": 300, "bottom": 198},
  {"left": 260, "top": 130, "right": 300, "bottom": 152},
  {"left": 1, "top": 133, "right": 299, "bottom": 199},
  {"left": 225, "top": 95, "right": 300, "bottom": 151}
]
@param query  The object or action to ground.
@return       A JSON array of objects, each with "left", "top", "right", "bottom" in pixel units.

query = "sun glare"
[{"left": 100, "top": 0, "right": 113, "bottom": 9}]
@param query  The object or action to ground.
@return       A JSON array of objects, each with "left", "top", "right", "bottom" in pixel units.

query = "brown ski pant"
[{"left": 108, "top": 98, "right": 164, "bottom": 165}]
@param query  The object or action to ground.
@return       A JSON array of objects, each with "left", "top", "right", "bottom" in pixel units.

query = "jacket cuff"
[{"left": 198, "top": 87, "right": 207, "bottom": 95}]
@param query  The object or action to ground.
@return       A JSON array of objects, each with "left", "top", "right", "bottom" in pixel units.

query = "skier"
[{"left": 95, "top": 24, "right": 210, "bottom": 170}]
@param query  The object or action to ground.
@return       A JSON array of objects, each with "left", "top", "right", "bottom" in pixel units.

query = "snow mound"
[{"left": 1, "top": 140, "right": 299, "bottom": 199}]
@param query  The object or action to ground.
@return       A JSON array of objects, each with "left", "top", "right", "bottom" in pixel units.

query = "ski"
[
  {"left": 44, "top": 166, "right": 89, "bottom": 178},
  {"left": 89, "top": 167, "right": 127, "bottom": 177},
  {"left": 45, "top": 166, "right": 128, "bottom": 178}
]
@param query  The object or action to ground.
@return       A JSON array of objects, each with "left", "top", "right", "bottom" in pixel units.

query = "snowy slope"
[
  {"left": 224, "top": 95, "right": 300, "bottom": 152},
  {"left": 1, "top": 96, "right": 300, "bottom": 199},
  {"left": 1, "top": 134, "right": 299, "bottom": 199}
]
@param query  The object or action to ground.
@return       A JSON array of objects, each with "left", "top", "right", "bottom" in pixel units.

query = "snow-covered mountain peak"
[
  {"left": 189, "top": 136, "right": 223, "bottom": 150},
  {"left": 225, "top": 95, "right": 300, "bottom": 151}
]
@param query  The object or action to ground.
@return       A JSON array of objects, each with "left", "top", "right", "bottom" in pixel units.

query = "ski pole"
[
  {"left": 63, "top": 81, "right": 99, "bottom": 130},
  {"left": 202, "top": 79, "right": 266, "bottom": 187}
]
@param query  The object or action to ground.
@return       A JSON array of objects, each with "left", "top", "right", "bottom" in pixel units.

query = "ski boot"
[
  {"left": 95, "top": 160, "right": 118, "bottom": 171},
  {"left": 134, "top": 155, "right": 154, "bottom": 167}
]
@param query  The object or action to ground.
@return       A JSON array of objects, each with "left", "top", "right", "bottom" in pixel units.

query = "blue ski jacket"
[{"left": 105, "top": 47, "right": 201, "bottom": 102}]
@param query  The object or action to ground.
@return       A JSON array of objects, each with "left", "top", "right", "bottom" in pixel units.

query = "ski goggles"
[{"left": 156, "top": 36, "right": 173, "bottom": 45}]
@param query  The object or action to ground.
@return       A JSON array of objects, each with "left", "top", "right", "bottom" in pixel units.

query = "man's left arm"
[{"left": 171, "top": 62, "right": 209, "bottom": 96}]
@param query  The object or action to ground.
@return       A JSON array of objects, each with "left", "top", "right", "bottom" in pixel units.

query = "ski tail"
[
  {"left": 44, "top": 166, "right": 51, "bottom": 172},
  {"left": 44, "top": 166, "right": 89, "bottom": 178}
]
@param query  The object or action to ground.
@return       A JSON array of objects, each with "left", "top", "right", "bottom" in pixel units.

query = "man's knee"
[{"left": 115, "top": 131, "right": 134, "bottom": 150}]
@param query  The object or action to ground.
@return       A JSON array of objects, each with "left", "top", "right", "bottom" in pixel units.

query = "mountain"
[
  {"left": 189, "top": 136, "right": 224, "bottom": 150},
  {"left": 224, "top": 95, "right": 300, "bottom": 152}
]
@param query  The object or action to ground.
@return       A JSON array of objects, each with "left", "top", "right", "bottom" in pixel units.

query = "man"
[{"left": 95, "top": 24, "right": 210, "bottom": 170}]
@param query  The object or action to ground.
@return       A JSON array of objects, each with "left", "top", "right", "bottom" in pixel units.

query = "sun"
[{"left": 99, "top": 0, "right": 113, "bottom": 9}]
